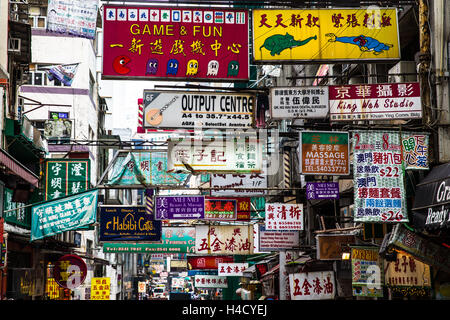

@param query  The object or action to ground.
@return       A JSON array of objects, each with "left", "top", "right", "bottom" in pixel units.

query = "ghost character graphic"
[
  {"left": 227, "top": 60, "right": 239, "bottom": 77},
  {"left": 207, "top": 60, "right": 219, "bottom": 76},
  {"left": 166, "top": 59, "right": 179, "bottom": 75},
  {"left": 146, "top": 58, "right": 158, "bottom": 75},
  {"left": 186, "top": 59, "right": 199, "bottom": 76}
]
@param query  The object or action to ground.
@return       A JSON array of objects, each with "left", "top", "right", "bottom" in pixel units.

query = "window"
[
  {"left": 8, "top": 37, "right": 21, "bottom": 52},
  {"left": 86, "top": 239, "right": 93, "bottom": 256},
  {"left": 25, "top": 64, "right": 67, "bottom": 87},
  {"left": 28, "top": 16, "right": 47, "bottom": 29}
]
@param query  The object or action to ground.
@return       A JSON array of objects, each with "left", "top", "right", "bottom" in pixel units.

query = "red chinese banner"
[
  {"left": 187, "top": 256, "right": 233, "bottom": 270},
  {"left": 103, "top": 6, "right": 249, "bottom": 81}
]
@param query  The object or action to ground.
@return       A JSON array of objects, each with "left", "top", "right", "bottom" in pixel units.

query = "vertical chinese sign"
[
  {"left": 401, "top": 133, "right": 429, "bottom": 170},
  {"left": 351, "top": 247, "right": 384, "bottom": 297},
  {"left": 195, "top": 225, "right": 253, "bottom": 255},
  {"left": 91, "top": 277, "right": 111, "bottom": 300},
  {"left": 253, "top": 8, "right": 400, "bottom": 62},
  {"left": 45, "top": 159, "right": 90, "bottom": 200},
  {"left": 103, "top": 6, "right": 249, "bottom": 81},
  {"left": 289, "top": 271, "right": 336, "bottom": 300},
  {"left": 300, "top": 131, "right": 349, "bottom": 175},
  {"left": 353, "top": 131, "right": 408, "bottom": 223},
  {"left": 265, "top": 203, "right": 303, "bottom": 230}
]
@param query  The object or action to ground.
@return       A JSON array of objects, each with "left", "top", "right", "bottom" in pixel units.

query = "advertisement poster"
[
  {"left": 91, "top": 277, "right": 110, "bottom": 300},
  {"left": 351, "top": 247, "right": 384, "bottom": 297},
  {"left": 155, "top": 196, "right": 205, "bottom": 220},
  {"left": 99, "top": 206, "right": 162, "bottom": 241},
  {"left": 306, "top": 182, "right": 339, "bottom": 200},
  {"left": 329, "top": 82, "right": 421, "bottom": 121},
  {"left": 401, "top": 133, "right": 429, "bottom": 170},
  {"left": 103, "top": 6, "right": 249, "bottom": 81},
  {"left": 31, "top": 189, "right": 98, "bottom": 241},
  {"left": 253, "top": 8, "right": 400, "bottom": 62},
  {"left": 289, "top": 271, "right": 336, "bottom": 300},
  {"left": 143, "top": 90, "right": 255, "bottom": 129},
  {"left": 265, "top": 203, "right": 303, "bottom": 231},
  {"left": 45, "top": 159, "right": 90, "bottom": 200},
  {"left": 195, "top": 225, "right": 253, "bottom": 255},
  {"left": 353, "top": 131, "right": 408, "bottom": 223},
  {"left": 300, "top": 131, "right": 349, "bottom": 175},
  {"left": 270, "top": 86, "right": 329, "bottom": 119}
]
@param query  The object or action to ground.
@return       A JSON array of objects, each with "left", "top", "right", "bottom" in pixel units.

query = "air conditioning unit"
[{"left": 388, "top": 61, "right": 417, "bottom": 83}]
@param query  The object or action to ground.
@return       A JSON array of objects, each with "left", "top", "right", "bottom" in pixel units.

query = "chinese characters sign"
[
  {"left": 3, "top": 187, "right": 30, "bottom": 228},
  {"left": 329, "top": 82, "right": 421, "bottom": 121},
  {"left": 270, "top": 86, "right": 329, "bottom": 119},
  {"left": 351, "top": 247, "right": 383, "bottom": 297},
  {"left": 300, "top": 131, "right": 349, "bottom": 175},
  {"left": 258, "top": 225, "right": 300, "bottom": 252},
  {"left": 45, "top": 159, "right": 90, "bottom": 200},
  {"left": 253, "top": 8, "right": 400, "bottom": 62},
  {"left": 103, "top": 6, "right": 249, "bottom": 81},
  {"left": 402, "top": 133, "right": 429, "bottom": 170},
  {"left": 385, "top": 251, "right": 431, "bottom": 289},
  {"left": 155, "top": 196, "right": 205, "bottom": 220},
  {"left": 31, "top": 189, "right": 98, "bottom": 241},
  {"left": 168, "top": 138, "right": 263, "bottom": 173},
  {"left": 306, "top": 182, "right": 339, "bottom": 200},
  {"left": 187, "top": 256, "right": 233, "bottom": 269},
  {"left": 205, "top": 197, "right": 236, "bottom": 220},
  {"left": 143, "top": 90, "right": 255, "bottom": 129},
  {"left": 91, "top": 277, "right": 110, "bottom": 300},
  {"left": 289, "top": 271, "right": 336, "bottom": 300},
  {"left": 265, "top": 203, "right": 303, "bottom": 231},
  {"left": 194, "top": 275, "right": 228, "bottom": 288},
  {"left": 353, "top": 131, "right": 408, "bottom": 223},
  {"left": 218, "top": 263, "right": 248, "bottom": 276},
  {"left": 195, "top": 225, "right": 253, "bottom": 255},
  {"left": 99, "top": 206, "right": 162, "bottom": 241}
]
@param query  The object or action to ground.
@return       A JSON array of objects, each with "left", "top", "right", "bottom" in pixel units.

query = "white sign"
[
  {"left": 168, "top": 138, "right": 263, "bottom": 173},
  {"left": 270, "top": 86, "right": 329, "bottom": 119},
  {"left": 259, "top": 225, "right": 300, "bottom": 251},
  {"left": 195, "top": 225, "right": 254, "bottom": 255},
  {"left": 265, "top": 203, "right": 304, "bottom": 230},
  {"left": 143, "top": 90, "right": 255, "bottom": 129},
  {"left": 138, "top": 281, "right": 146, "bottom": 293},
  {"left": 194, "top": 275, "right": 228, "bottom": 288},
  {"left": 218, "top": 263, "right": 249, "bottom": 276},
  {"left": 289, "top": 271, "right": 336, "bottom": 300}
]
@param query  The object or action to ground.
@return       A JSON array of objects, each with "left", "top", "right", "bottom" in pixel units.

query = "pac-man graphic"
[
  {"left": 206, "top": 60, "right": 219, "bottom": 76},
  {"left": 227, "top": 60, "right": 239, "bottom": 77},
  {"left": 146, "top": 58, "right": 158, "bottom": 75},
  {"left": 186, "top": 59, "right": 199, "bottom": 76},
  {"left": 166, "top": 59, "right": 179, "bottom": 75},
  {"left": 112, "top": 55, "right": 131, "bottom": 75}
]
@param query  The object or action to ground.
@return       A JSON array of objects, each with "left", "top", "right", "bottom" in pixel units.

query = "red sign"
[
  {"left": 53, "top": 254, "right": 87, "bottom": 289},
  {"left": 187, "top": 256, "right": 233, "bottom": 269},
  {"left": 103, "top": 6, "right": 249, "bottom": 81},
  {"left": 205, "top": 197, "right": 251, "bottom": 221}
]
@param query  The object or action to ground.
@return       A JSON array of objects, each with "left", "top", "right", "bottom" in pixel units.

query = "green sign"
[
  {"left": 102, "top": 227, "right": 195, "bottom": 253},
  {"left": 3, "top": 188, "right": 31, "bottom": 228},
  {"left": 45, "top": 159, "right": 90, "bottom": 200},
  {"left": 31, "top": 189, "right": 98, "bottom": 241}
]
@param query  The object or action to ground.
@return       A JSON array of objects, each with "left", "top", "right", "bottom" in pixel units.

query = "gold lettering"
[
  {"left": 142, "top": 24, "right": 151, "bottom": 35},
  {"left": 166, "top": 25, "right": 174, "bottom": 36},
  {"left": 214, "top": 26, "right": 222, "bottom": 37},
  {"left": 153, "top": 25, "right": 164, "bottom": 36},
  {"left": 130, "top": 24, "right": 140, "bottom": 35}
]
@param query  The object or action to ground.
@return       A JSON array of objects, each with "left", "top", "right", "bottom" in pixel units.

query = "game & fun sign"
[
  {"left": 253, "top": 8, "right": 400, "bottom": 62},
  {"left": 103, "top": 6, "right": 249, "bottom": 81}
]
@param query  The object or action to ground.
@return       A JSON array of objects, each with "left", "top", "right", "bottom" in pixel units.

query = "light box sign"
[
  {"left": 385, "top": 251, "right": 431, "bottom": 289},
  {"left": 45, "top": 159, "right": 90, "bottom": 200},
  {"left": 195, "top": 225, "right": 253, "bottom": 255},
  {"left": 329, "top": 82, "right": 421, "bottom": 121},
  {"left": 103, "top": 6, "right": 249, "bottom": 81},
  {"left": 270, "top": 86, "right": 329, "bottom": 119},
  {"left": 143, "top": 90, "right": 255, "bottom": 129},
  {"left": 218, "top": 263, "right": 248, "bottom": 276},
  {"left": 194, "top": 275, "right": 228, "bottom": 288},
  {"left": 253, "top": 8, "right": 400, "bottom": 62},
  {"left": 168, "top": 138, "right": 263, "bottom": 173}
]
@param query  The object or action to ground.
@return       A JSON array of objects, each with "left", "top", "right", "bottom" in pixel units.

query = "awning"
[
  {"left": 0, "top": 148, "right": 39, "bottom": 187},
  {"left": 411, "top": 162, "right": 450, "bottom": 230}
]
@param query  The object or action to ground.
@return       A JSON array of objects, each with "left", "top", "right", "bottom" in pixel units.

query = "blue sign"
[
  {"left": 99, "top": 206, "right": 162, "bottom": 242},
  {"left": 306, "top": 182, "right": 340, "bottom": 200}
]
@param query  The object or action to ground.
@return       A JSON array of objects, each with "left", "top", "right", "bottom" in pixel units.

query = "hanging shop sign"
[
  {"left": 167, "top": 138, "right": 263, "bottom": 173},
  {"left": 155, "top": 195, "right": 205, "bottom": 220},
  {"left": 352, "top": 131, "right": 408, "bottom": 223},
  {"left": 0, "top": 218, "right": 6, "bottom": 268},
  {"left": 270, "top": 86, "right": 329, "bottom": 119},
  {"left": 258, "top": 225, "right": 300, "bottom": 252},
  {"left": 316, "top": 234, "right": 356, "bottom": 260},
  {"left": 300, "top": 131, "right": 349, "bottom": 175},
  {"left": 401, "top": 133, "right": 429, "bottom": 170},
  {"left": 187, "top": 256, "right": 233, "bottom": 269},
  {"left": 31, "top": 189, "right": 98, "bottom": 241},
  {"left": 53, "top": 254, "right": 87, "bottom": 289},
  {"left": 218, "top": 263, "right": 248, "bottom": 276},
  {"left": 253, "top": 8, "right": 400, "bottom": 63},
  {"left": 195, "top": 225, "right": 253, "bottom": 255},
  {"left": 103, "top": 6, "right": 249, "bottom": 81},
  {"left": 329, "top": 82, "right": 421, "bottom": 121},
  {"left": 204, "top": 197, "right": 237, "bottom": 220},
  {"left": 99, "top": 206, "right": 162, "bottom": 242},
  {"left": 102, "top": 227, "right": 196, "bottom": 254},
  {"left": 3, "top": 187, "right": 30, "bottom": 228},
  {"left": 91, "top": 277, "right": 110, "bottom": 300},
  {"left": 105, "top": 151, "right": 189, "bottom": 187},
  {"left": 351, "top": 247, "right": 384, "bottom": 298},
  {"left": 289, "top": 271, "right": 336, "bottom": 300},
  {"left": 194, "top": 275, "right": 228, "bottom": 288},
  {"left": 265, "top": 203, "right": 303, "bottom": 231},
  {"left": 47, "top": 0, "right": 99, "bottom": 39},
  {"left": 45, "top": 159, "right": 90, "bottom": 200},
  {"left": 143, "top": 90, "right": 255, "bottom": 129},
  {"left": 306, "top": 182, "right": 339, "bottom": 200}
]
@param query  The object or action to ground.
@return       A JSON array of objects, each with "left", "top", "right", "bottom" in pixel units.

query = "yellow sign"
[
  {"left": 252, "top": 8, "right": 400, "bottom": 62},
  {"left": 91, "top": 277, "right": 111, "bottom": 300},
  {"left": 385, "top": 251, "right": 431, "bottom": 287}
]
